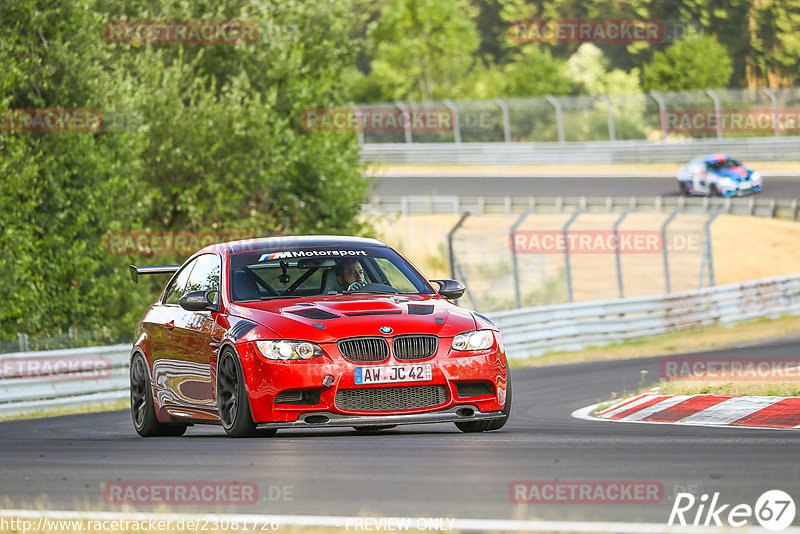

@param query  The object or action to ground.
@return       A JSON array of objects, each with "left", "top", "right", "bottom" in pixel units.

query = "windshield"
[
  {"left": 708, "top": 158, "right": 742, "bottom": 171},
  {"left": 228, "top": 246, "right": 434, "bottom": 302}
]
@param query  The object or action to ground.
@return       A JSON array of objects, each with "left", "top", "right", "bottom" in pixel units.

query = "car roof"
[
  {"left": 198, "top": 235, "right": 389, "bottom": 255},
  {"left": 699, "top": 154, "right": 732, "bottom": 163}
]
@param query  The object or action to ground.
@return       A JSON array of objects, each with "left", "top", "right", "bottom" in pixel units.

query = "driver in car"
[{"left": 336, "top": 259, "right": 366, "bottom": 291}]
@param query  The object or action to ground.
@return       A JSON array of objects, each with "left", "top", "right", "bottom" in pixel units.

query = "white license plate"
[
  {"left": 354, "top": 364, "right": 432, "bottom": 385},
  {"left": 740, "top": 182, "right": 751, "bottom": 189}
]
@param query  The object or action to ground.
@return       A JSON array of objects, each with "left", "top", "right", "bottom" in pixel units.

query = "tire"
[
  {"left": 130, "top": 353, "right": 188, "bottom": 437},
  {"left": 455, "top": 370, "right": 512, "bottom": 433},
  {"left": 217, "top": 348, "right": 263, "bottom": 438},
  {"left": 711, "top": 184, "right": 721, "bottom": 197},
  {"left": 678, "top": 181, "right": 689, "bottom": 196},
  {"left": 353, "top": 425, "right": 397, "bottom": 434}
]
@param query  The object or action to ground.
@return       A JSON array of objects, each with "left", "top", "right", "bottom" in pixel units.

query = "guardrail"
[
  {"left": 488, "top": 275, "right": 800, "bottom": 359},
  {"left": 361, "top": 137, "right": 800, "bottom": 165},
  {"left": 366, "top": 194, "right": 800, "bottom": 219},
  {"left": 2, "top": 275, "right": 799, "bottom": 414},
  {"left": 0, "top": 344, "right": 130, "bottom": 417}
]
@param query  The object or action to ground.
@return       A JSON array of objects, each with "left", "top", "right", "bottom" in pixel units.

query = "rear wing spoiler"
[{"left": 129, "top": 264, "right": 181, "bottom": 284}]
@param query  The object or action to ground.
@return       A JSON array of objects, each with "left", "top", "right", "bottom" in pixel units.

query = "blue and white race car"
[{"left": 677, "top": 154, "right": 762, "bottom": 197}]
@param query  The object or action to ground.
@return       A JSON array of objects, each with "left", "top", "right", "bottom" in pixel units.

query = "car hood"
[
  {"left": 227, "top": 294, "right": 479, "bottom": 343},
  {"left": 714, "top": 166, "right": 752, "bottom": 181}
]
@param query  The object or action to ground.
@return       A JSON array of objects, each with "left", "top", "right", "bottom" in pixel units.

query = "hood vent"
[
  {"left": 344, "top": 311, "right": 402, "bottom": 317},
  {"left": 345, "top": 311, "right": 403, "bottom": 317},
  {"left": 227, "top": 320, "right": 258, "bottom": 340},
  {"left": 407, "top": 304, "right": 434, "bottom": 315},
  {"left": 289, "top": 308, "right": 340, "bottom": 320}
]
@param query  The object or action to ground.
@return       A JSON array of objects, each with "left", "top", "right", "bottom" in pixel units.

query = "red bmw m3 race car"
[{"left": 128, "top": 236, "right": 511, "bottom": 437}]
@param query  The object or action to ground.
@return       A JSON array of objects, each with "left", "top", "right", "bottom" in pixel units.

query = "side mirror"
[
  {"left": 179, "top": 290, "right": 218, "bottom": 312},
  {"left": 429, "top": 279, "right": 466, "bottom": 300}
]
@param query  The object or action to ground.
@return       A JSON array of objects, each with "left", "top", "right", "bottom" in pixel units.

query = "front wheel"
[
  {"left": 130, "top": 353, "right": 187, "bottom": 437},
  {"left": 455, "top": 370, "right": 512, "bottom": 433},
  {"left": 217, "top": 348, "right": 262, "bottom": 438}
]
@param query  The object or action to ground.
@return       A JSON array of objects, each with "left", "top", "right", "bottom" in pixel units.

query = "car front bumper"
[{"left": 235, "top": 339, "right": 509, "bottom": 424}]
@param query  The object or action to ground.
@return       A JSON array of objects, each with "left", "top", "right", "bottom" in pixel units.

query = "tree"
[
  {"left": 631, "top": 0, "right": 751, "bottom": 86},
  {"left": 751, "top": 0, "right": 800, "bottom": 86},
  {"left": 0, "top": 0, "right": 370, "bottom": 343},
  {"left": 365, "top": 0, "right": 480, "bottom": 101},
  {"left": 501, "top": 45, "right": 572, "bottom": 97},
  {"left": 642, "top": 31, "right": 733, "bottom": 91},
  {"left": 0, "top": 1, "right": 147, "bottom": 340},
  {"left": 565, "top": 44, "right": 642, "bottom": 95}
]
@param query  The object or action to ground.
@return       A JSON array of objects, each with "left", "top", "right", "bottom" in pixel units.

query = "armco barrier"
[
  {"left": 488, "top": 275, "right": 800, "bottom": 359},
  {"left": 2, "top": 276, "right": 799, "bottom": 415},
  {"left": 365, "top": 194, "right": 800, "bottom": 219},
  {"left": 0, "top": 344, "right": 130, "bottom": 417},
  {"left": 360, "top": 137, "right": 800, "bottom": 165}
]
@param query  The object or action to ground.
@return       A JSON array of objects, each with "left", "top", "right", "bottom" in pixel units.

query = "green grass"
[
  {"left": 0, "top": 397, "right": 129, "bottom": 422},
  {"left": 509, "top": 314, "right": 800, "bottom": 369}
]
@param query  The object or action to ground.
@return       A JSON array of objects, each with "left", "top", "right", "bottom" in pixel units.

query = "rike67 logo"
[{"left": 669, "top": 490, "right": 796, "bottom": 531}]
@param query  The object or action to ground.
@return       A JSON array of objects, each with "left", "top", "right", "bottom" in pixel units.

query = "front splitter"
[{"left": 256, "top": 404, "right": 503, "bottom": 429}]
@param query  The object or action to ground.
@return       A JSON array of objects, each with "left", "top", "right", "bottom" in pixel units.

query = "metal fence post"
[
  {"left": 443, "top": 99, "right": 461, "bottom": 143},
  {"left": 698, "top": 211, "right": 721, "bottom": 289},
  {"left": 510, "top": 208, "right": 536, "bottom": 308},
  {"left": 661, "top": 207, "right": 682, "bottom": 294},
  {"left": 494, "top": 98, "right": 511, "bottom": 143},
  {"left": 395, "top": 100, "right": 413, "bottom": 144},
  {"left": 453, "top": 256, "right": 479, "bottom": 310},
  {"left": 448, "top": 212, "right": 470, "bottom": 280},
  {"left": 649, "top": 91, "right": 667, "bottom": 140},
  {"left": 562, "top": 209, "right": 585, "bottom": 302},
  {"left": 762, "top": 88, "right": 779, "bottom": 137},
  {"left": 613, "top": 206, "right": 636, "bottom": 298},
  {"left": 18, "top": 333, "right": 29, "bottom": 352},
  {"left": 597, "top": 95, "right": 616, "bottom": 141},
  {"left": 349, "top": 103, "right": 365, "bottom": 145},
  {"left": 704, "top": 88, "right": 722, "bottom": 139},
  {"left": 545, "top": 95, "right": 565, "bottom": 144}
]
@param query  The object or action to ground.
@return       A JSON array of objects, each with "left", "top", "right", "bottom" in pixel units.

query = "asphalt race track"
[
  {"left": 2, "top": 339, "right": 799, "bottom": 524},
  {"left": 372, "top": 174, "right": 800, "bottom": 199}
]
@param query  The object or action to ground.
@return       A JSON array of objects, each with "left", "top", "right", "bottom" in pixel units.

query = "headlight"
[
  {"left": 255, "top": 340, "right": 323, "bottom": 360},
  {"left": 718, "top": 178, "right": 735, "bottom": 188},
  {"left": 451, "top": 330, "right": 494, "bottom": 351},
  {"left": 751, "top": 171, "right": 762, "bottom": 183}
]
